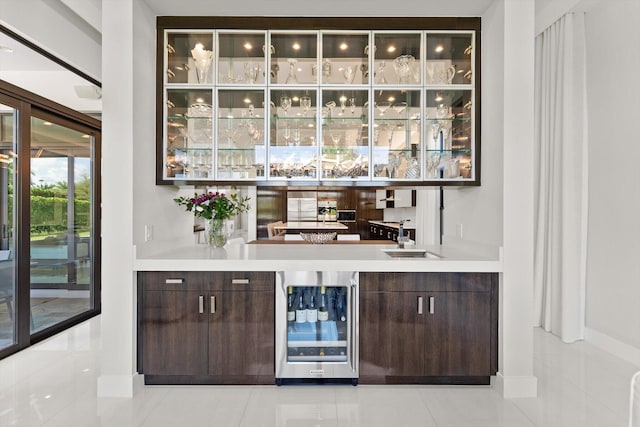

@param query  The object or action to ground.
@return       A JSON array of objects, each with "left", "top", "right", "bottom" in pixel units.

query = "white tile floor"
[{"left": 0, "top": 317, "right": 637, "bottom": 427}]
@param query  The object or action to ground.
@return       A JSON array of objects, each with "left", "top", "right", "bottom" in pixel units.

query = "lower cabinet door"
[
  {"left": 359, "top": 291, "right": 425, "bottom": 378},
  {"left": 142, "top": 290, "right": 209, "bottom": 375},
  {"left": 423, "top": 291, "right": 492, "bottom": 376},
  {"left": 208, "top": 290, "right": 275, "bottom": 377}
]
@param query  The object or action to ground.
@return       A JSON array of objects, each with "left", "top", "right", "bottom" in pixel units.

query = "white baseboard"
[
  {"left": 97, "top": 374, "right": 135, "bottom": 397},
  {"left": 494, "top": 372, "right": 538, "bottom": 398},
  {"left": 585, "top": 327, "right": 640, "bottom": 368}
]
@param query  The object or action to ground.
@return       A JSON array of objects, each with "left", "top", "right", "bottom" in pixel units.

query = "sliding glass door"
[
  {"left": 29, "top": 115, "right": 95, "bottom": 333},
  {"left": 0, "top": 102, "right": 16, "bottom": 352}
]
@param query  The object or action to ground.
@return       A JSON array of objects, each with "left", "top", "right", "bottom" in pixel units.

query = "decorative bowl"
[{"left": 299, "top": 232, "right": 336, "bottom": 244}]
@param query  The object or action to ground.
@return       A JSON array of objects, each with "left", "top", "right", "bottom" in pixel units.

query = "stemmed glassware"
[
  {"left": 392, "top": 102, "right": 408, "bottom": 117},
  {"left": 280, "top": 96, "right": 292, "bottom": 117},
  {"left": 375, "top": 101, "right": 391, "bottom": 116},
  {"left": 299, "top": 96, "right": 311, "bottom": 116},
  {"left": 285, "top": 58, "right": 298, "bottom": 84}
]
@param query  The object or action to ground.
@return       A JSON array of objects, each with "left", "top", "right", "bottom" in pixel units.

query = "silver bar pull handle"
[
  {"left": 231, "top": 278, "right": 249, "bottom": 285},
  {"left": 210, "top": 296, "right": 216, "bottom": 314},
  {"left": 417, "top": 296, "right": 424, "bottom": 314},
  {"left": 165, "top": 278, "right": 183, "bottom": 284},
  {"left": 198, "top": 295, "right": 204, "bottom": 314},
  {"left": 429, "top": 296, "right": 435, "bottom": 314}
]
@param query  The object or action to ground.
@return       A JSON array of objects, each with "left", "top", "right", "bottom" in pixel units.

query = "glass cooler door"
[{"left": 275, "top": 271, "right": 359, "bottom": 381}]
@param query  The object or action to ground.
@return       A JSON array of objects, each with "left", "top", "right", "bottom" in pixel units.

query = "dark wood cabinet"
[
  {"left": 138, "top": 271, "right": 275, "bottom": 384},
  {"left": 359, "top": 272, "right": 497, "bottom": 384}
]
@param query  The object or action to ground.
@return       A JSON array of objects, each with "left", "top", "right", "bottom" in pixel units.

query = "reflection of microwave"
[{"left": 337, "top": 210, "right": 356, "bottom": 222}]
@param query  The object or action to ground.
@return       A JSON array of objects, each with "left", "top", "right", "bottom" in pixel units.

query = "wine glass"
[
  {"left": 330, "top": 129, "right": 341, "bottom": 147},
  {"left": 285, "top": 58, "right": 298, "bottom": 84},
  {"left": 283, "top": 127, "right": 292, "bottom": 146},
  {"left": 280, "top": 96, "right": 292, "bottom": 117},
  {"left": 392, "top": 102, "right": 408, "bottom": 117},
  {"left": 299, "top": 96, "right": 311, "bottom": 116},
  {"left": 292, "top": 128, "right": 301, "bottom": 146},
  {"left": 375, "top": 101, "right": 391, "bottom": 116}
]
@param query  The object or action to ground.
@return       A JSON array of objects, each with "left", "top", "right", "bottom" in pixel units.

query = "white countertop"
[
  {"left": 134, "top": 240, "right": 502, "bottom": 273},
  {"left": 274, "top": 221, "right": 349, "bottom": 230}
]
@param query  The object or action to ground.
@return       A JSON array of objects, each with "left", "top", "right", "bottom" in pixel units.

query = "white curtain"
[{"left": 533, "top": 13, "right": 589, "bottom": 343}]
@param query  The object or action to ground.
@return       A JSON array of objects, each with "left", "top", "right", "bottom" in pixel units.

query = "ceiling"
[
  {"left": 0, "top": 31, "right": 102, "bottom": 114},
  {"left": 142, "top": 0, "right": 497, "bottom": 16}
]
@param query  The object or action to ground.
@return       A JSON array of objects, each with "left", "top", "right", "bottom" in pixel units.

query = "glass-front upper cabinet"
[
  {"left": 372, "top": 32, "right": 421, "bottom": 85},
  {"left": 269, "top": 89, "right": 318, "bottom": 180},
  {"left": 321, "top": 89, "right": 369, "bottom": 180},
  {"left": 158, "top": 20, "right": 479, "bottom": 186},
  {"left": 321, "top": 32, "right": 370, "bottom": 85},
  {"left": 217, "top": 31, "right": 267, "bottom": 85},
  {"left": 216, "top": 89, "right": 266, "bottom": 179},
  {"left": 372, "top": 90, "right": 421, "bottom": 180},
  {"left": 270, "top": 32, "right": 318, "bottom": 85}
]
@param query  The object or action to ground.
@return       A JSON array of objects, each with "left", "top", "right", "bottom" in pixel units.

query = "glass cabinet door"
[
  {"left": 320, "top": 89, "right": 369, "bottom": 180},
  {"left": 165, "top": 88, "right": 213, "bottom": 179},
  {"left": 216, "top": 89, "right": 266, "bottom": 179},
  {"left": 425, "top": 89, "right": 473, "bottom": 180},
  {"left": 269, "top": 89, "right": 319, "bottom": 180},
  {"left": 321, "top": 32, "right": 369, "bottom": 85},
  {"left": 166, "top": 32, "right": 215, "bottom": 85},
  {"left": 372, "top": 90, "right": 421, "bottom": 180},
  {"left": 372, "top": 32, "right": 422, "bottom": 85},
  {"left": 270, "top": 32, "right": 318, "bottom": 85},
  {"left": 425, "top": 32, "right": 473, "bottom": 86},
  {"left": 217, "top": 31, "right": 267, "bottom": 85}
]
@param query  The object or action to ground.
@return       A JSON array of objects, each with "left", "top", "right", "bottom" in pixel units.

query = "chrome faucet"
[{"left": 397, "top": 219, "right": 411, "bottom": 248}]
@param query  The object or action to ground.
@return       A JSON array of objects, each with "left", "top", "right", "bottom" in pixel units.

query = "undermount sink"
[{"left": 381, "top": 248, "right": 443, "bottom": 259}]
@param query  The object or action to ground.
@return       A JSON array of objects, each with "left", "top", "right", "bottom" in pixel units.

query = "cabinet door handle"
[
  {"left": 210, "top": 296, "right": 216, "bottom": 314},
  {"left": 231, "top": 278, "right": 249, "bottom": 285},
  {"left": 165, "top": 278, "right": 183, "bottom": 284},
  {"left": 417, "top": 296, "right": 424, "bottom": 314},
  {"left": 428, "top": 296, "right": 435, "bottom": 314},
  {"left": 198, "top": 295, "right": 204, "bottom": 314}
]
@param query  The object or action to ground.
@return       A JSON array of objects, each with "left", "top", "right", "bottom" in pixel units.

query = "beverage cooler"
[{"left": 275, "top": 271, "right": 359, "bottom": 385}]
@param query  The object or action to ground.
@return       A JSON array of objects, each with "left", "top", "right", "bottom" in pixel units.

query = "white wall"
[
  {"left": 584, "top": 0, "right": 640, "bottom": 360},
  {"left": 0, "top": 0, "right": 101, "bottom": 80}
]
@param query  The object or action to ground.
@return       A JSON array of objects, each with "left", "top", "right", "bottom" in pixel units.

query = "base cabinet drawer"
[
  {"left": 138, "top": 271, "right": 275, "bottom": 384},
  {"left": 359, "top": 272, "right": 498, "bottom": 385}
]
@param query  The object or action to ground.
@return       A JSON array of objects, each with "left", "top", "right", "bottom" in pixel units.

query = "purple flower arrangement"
[{"left": 174, "top": 191, "right": 250, "bottom": 220}]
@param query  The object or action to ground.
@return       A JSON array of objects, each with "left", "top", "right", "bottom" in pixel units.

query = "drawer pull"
[
  {"left": 231, "top": 278, "right": 250, "bottom": 285},
  {"left": 165, "top": 278, "right": 184, "bottom": 284}
]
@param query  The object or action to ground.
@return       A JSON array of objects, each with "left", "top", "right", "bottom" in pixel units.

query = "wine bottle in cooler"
[
  {"left": 295, "top": 292, "right": 307, "bottom": 323},
  {"left": 287, "top": 286, "right": 295, "bottom": 322},
  {"left": 318, "top": 286, "right": 329, "bottom": 322},
  {"left": 307, "top": 294, "right": 318, "bottom": 322}
]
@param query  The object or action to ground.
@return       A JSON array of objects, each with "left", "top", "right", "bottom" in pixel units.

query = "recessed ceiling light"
[
  {"left": 339, "top": 42, "right": 348, "bottom": 50},
  {"left": 0, "top": 45, "right": 14, "bottom": 53},
  {"left": 435, "top": 45, "right": 444, "bottom": 53},
  {"left": 387, "top": 45, "right": 396, "bottom": 53},
  {"left": 292, "top": 42, "right": 301, "bottom": 50}
]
